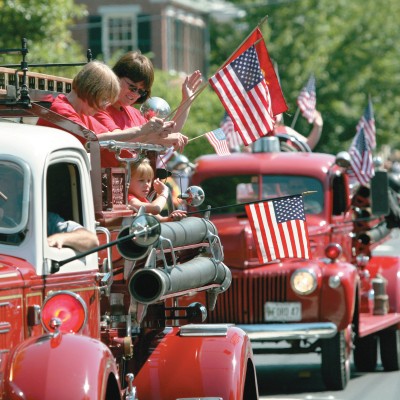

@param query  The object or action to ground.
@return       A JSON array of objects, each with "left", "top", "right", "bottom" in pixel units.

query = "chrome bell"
[{"left": 140, "top": 97, "right": 171, "bottom": 119}]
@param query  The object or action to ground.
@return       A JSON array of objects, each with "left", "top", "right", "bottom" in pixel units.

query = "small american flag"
[
  {"left": 205, "top": 128, "right": 231, "bottom": 156},
  {"left": 348, "top": 123, "right": 375, "bottom": 186},
  {"left": 356, "top": 98, "right": 376, "bottom": 150},
  {"left": 245, "top": 194, "right": 311, "bottom": 263},
  {"left": 297, "top": 74, "right": 316, "bottom": 123},
  {"left": 209, "top": 45, "right": 275, "bottom": 146},
  {"left": 220, "top": 112, "right": 243, "bottom": 152}
]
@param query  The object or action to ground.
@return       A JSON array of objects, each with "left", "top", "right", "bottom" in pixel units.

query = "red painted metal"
[
  {"left": 133, "top": 326, "right": 255, "bottom": 400},
  {"left": 190, "top": 148, "right": 400, "bottom": 390},
  {"left": 3, "top": 333, "right": 120, "bottom": 400},
  {"left": 0, "top": 65, "right": 258, "bottom": 398}
]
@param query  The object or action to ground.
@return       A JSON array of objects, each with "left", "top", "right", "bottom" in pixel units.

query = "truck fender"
[
  {"left": 134, "top": 325, "right": 258, "bottom": 400},
  {"left": 3, "top": 333, "right": 121, "bottom": 400},
  {"left": 320, "top": 261, "right": 359, "bottom": 330}
]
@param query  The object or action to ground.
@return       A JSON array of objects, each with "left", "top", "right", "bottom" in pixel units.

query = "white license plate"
[{"left": 264, "top": 302, "right": 302, "bottom": 321}]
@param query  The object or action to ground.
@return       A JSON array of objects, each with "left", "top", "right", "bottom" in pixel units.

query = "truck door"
[{"left": 41, "top": 154, "right": 101, "bottom": 338}]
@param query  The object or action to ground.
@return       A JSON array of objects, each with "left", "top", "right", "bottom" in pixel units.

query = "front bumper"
[{"left": 236, "top": 322, "right": 337, "bottom": 341}]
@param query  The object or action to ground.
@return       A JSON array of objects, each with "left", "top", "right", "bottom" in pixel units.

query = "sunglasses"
[{"left": 122, "top": 78, "right": 148, "bottom": 98}]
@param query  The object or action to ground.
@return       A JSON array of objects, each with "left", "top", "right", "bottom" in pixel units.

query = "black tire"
[
  {"left": 353, "top": 334, "right": 378, "bottom": 372},
  {"left": 321, "top": 329, "right": 351, "bottom": 391},
  {"left": 380, "top": 328, "right": 400, "bottom": 371}
]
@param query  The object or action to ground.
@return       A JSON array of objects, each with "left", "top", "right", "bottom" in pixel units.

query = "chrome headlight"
[{"left": 291, "top": 269, "right": 317, "bottom": 295}]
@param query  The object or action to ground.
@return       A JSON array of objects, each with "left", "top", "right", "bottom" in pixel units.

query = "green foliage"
[
  {"left": 210, "top": 0, "right": 400, "bottom": 156},
  {"left": 0, "top": 0, "right": 87, "bottom": 77},
  {"left": 1, "top": 0, "right": 398, "bottom": 161},
  {"left": 150, "top": 70, "right": 227, "bottom": 161}
]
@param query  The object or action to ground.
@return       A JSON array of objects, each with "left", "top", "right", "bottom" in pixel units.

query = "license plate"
[{"left": 264, "top": 302, "right": 302, "bottom": 321}]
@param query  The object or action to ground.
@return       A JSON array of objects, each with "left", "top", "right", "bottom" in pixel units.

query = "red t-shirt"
[
  {"left": 94, "top": 105, "right": 149, "bottom": 167},
  {"left": 128, "top": 193, "right": 149, "bottom": 204},
  {"left": 37, "top": 94, "right": 106, "bottom": 141},
  {"left": 37, "top": 95, "right": 130, "bottom": 168},
  {"left": 95, "top": 105, "right": 147, "bottom": 131}
]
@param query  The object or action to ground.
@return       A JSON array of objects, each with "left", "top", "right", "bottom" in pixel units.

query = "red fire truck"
[
  {"left": 190, "top": 134, "right": 400, "bottom": 391},
  {"left": 0, "top": 43, "right": 258, "bottom": 399}
]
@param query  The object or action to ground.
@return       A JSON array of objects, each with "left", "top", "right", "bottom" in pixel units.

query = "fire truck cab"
[{"left": 0, "top": 44, "right": 258, "bottom": 400}]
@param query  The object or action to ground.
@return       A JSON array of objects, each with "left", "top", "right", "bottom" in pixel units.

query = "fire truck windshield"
[
  {"left": 200, "top": 174, "right": 323, "bottom": 215},
  {"left": 261, "top": 175, "right": 323, "bottom": 214}
]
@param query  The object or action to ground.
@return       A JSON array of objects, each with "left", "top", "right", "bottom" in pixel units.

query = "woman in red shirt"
[{"left": 94, "top": 51, "right": 202, "bottom": 165}]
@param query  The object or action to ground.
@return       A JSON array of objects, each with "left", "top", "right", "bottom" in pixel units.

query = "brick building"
[{"left": 71, "top": 0, "right": 241, "bottom": 76}]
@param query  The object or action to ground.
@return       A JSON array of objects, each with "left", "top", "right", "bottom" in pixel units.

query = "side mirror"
[
  {"left": 178, "top": 186, "right": 205, "bottom": 207},
  {"left": 371, "top": 170, "right": 389, "bottom": 216}
]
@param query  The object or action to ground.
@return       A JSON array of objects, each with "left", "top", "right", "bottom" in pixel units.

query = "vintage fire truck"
[
  {"left": 0, "top": 43, "right": 259, "bottom": 399},
  {"left": 189, "top": 134, "right": 400, "bottom": 391}
]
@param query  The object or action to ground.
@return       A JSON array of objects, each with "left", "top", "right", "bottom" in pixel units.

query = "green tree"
[
  {"left": 209, "top": 0, "right": 400, "bottom": 156},
  {"left": 0, "top": 0, "right": 87, "bottom": 76}
]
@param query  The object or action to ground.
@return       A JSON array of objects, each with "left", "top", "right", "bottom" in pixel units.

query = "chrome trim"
[
  {"left": 0, "top": 322, "right": 11, "bottom": 333},
  {"left": 236, "top": 322, "right": 337, "bottom": 341},
  {"left": 180, "top": 323, "right": 234, "bottom": 337},
  {"left": 329, "top": 275, "right": 342, "bottom": 288},
  {"left": 98, "top": 140, "right": 167, "bottom": 153}
]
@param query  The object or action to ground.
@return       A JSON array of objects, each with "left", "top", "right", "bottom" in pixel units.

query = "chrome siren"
[{"left": 140, "top": 97, "right": 171, "bottom": 119}]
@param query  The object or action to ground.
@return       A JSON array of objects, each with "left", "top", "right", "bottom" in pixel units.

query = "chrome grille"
[{"left": 208, "top": 270, "right": 289, "bottom": 324}]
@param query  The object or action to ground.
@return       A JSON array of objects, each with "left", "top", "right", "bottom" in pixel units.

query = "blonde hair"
[
  {"left": 72, "top": 61, "right": 120, "bottom": 110},
  {"left": 130, "top": 158, "right": 154, "bottom": 181}
]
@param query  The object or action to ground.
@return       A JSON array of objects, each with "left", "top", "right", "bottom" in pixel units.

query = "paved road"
[
  {"left": 371, "top": 228, "right": 400, "bottom": 256},
  {"left": 256, "top": 352, "right": 400, "bottom": 399}
]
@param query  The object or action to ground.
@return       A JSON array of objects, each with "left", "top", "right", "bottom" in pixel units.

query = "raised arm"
[
  {"left": 171, "top": 70, "right": 202, "bottom": 133},
  {"left": 306, "top": 110, "right": 323, "bottom": 150}
]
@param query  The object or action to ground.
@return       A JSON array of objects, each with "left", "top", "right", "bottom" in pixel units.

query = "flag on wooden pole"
[
  {"left": 209, "top": 45, "right": 275, "bottom": 146},
  {"left": 245, "top": 194, "right": 311, "bottom": 263},
  {"left": 348, "top": 130, "right": 374, "bottom": 186},
  {"left": 224, "top": 27, "right": 288, "bottom": 116},
  {"left": 205, "top": 128, "right": 231, "bottom": 156},
  {"left": 220, "top": 112, "right": 242, "bottom": 152},
  {"left": 356, "top": 98, "right": 376, "bottom": 150}
]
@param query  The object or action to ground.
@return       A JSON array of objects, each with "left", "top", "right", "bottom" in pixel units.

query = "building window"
[
  {"left": 99, "top": 5, "right": 141, "bottom": 62},
  {"left": 165, "top": 8, "right": 206, "bottom": 74}
]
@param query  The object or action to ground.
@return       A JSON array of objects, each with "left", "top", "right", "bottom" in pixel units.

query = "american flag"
[
  {"left": 348, "top": 122, "right": 375, "bottom": 186},
  {"left": 209, "top": 45, "right": 275, "bottom": 146},
  {"left": 205, "top": 128, "right": 231, "bottom": 156},
  {"left": 297, "top": 74, "right": 316, "bottom": 123},
  {"left": 220, "top": 112, "right": 243, "bottom": 152},
  {"left": 225, "top": 27, "right": 288, "bottom": 116},
  {"left": 245, "top": 194, "right": 311, "bottom": 263},
  {"left": 356, "top": 98, "right": 376, "bottom": 149}
]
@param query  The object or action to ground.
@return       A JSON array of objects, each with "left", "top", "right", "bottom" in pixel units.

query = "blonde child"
[{"left": 128, "top": 158, "right": 186, "bottom": 222}]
